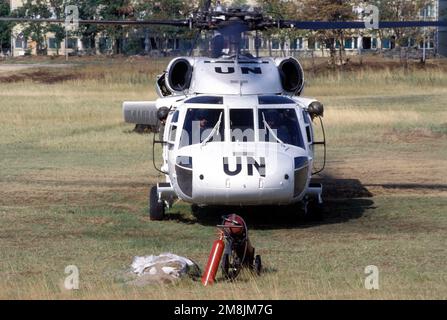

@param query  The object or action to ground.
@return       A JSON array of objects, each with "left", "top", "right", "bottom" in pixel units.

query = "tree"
[
  {"left": 365, "top": 0, "right": 432, "bottom": 48},
  {"left": 302, "top": 0, "right": 355, "bottom": 66},
  {"left": 0, "top": 0, "right": 12, "bottom": 54},
  {"left": 47, "top": 0, "right": 66, "bottom": 55},
  {"left": 74, "top": 0, "right": 101, "bottom": 54},
  {"left": 135, "top": 0, "right": 194, "bottom": 55},
  {"left": 230, "top": 0, "right": 248, "bottom": 7},
  {"left": 97, "top": 0, "right": 135, "bottom": 54},
  {"left": 257, "top": 0, "right": 308, "bottom": 57},
  {"left": 12, "top": 0, "right": 52, "bottom": 55}
]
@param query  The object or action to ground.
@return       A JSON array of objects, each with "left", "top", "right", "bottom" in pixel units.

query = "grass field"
[{"left": 0, "top": 56, "right": 446, "bottom": 299}]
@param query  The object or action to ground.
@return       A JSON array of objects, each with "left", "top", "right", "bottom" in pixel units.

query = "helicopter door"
[{"left": 154, "top": 110, "right": 179, "bottom": 174}]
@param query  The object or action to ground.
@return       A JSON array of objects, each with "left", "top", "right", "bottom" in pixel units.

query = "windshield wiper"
[
  {"left": 201, "top": 112, "right": 223, "bottom": 147},
  {"left": 261, "top": 112, "right": 287, "bottom": 148}
]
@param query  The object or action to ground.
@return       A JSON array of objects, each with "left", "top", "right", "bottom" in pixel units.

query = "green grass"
[{"left": 0, "top": 57, "right": 446, "bottom": 299}]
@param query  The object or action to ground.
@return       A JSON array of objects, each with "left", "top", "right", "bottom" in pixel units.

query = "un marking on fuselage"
[
  {"left": 223, "top": 157, "right": 266, "bottom": 177},
  {"left": 215, "top": 67, "right": 262, "bottom": 74}
]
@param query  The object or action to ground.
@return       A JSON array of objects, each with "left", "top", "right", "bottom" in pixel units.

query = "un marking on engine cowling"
[
  {"left": 223, "top": 157, "right": 266, "bottom": 177},
  {"left": 215, "top": 67, "right": 262, "bottom": 74}
]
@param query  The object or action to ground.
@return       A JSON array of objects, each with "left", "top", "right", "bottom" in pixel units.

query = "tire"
[
  {"left": 221, "top": 252, "right": 241, "bottom": 280},
  {"left": 191, "top": 203, "right": 199, "bottom": 214},
  {"left": 254, "top": 255, "right": 262, "bottom": 276},
  {"left": 149, "top": 186, "right": 165, "bottom": 221},
  {"left": 308, "top": 201, "right": 324, "bottom": 221}
]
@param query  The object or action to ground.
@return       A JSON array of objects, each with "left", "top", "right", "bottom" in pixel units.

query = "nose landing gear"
[{"left": 149, "top": 186, "right": 165, "bottom": 220}]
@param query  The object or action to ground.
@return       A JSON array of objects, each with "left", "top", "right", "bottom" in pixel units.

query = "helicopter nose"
[{"left": 190, "top": 149, "right": 309, "bottom": 205}]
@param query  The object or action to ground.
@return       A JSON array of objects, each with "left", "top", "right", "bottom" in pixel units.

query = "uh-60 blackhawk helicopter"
[{"left": 3, "top": 1, "right": 445, "bottom": 220}]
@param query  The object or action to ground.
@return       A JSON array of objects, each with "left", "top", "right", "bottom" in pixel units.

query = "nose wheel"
[{"left": 149, "top": 186, "right": 165, "bottom": 220}]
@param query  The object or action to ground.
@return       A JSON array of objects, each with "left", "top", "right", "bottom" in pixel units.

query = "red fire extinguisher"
[{"left": 201, "top": 232, "right": 225, "bottom": 286}]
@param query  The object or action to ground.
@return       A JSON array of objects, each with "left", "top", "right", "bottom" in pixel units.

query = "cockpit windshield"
[
  {"left": 230, "top": 109, "right": 255, "bottom": 142},
  {"left": 180, "top": 108, "right": 225, "bottom": 147},
  {"left": 178, "top": 107, "right": 304, "bottom": 148},
  {"left": 258, "top": 109, "right": 304, "bottom": 148}
]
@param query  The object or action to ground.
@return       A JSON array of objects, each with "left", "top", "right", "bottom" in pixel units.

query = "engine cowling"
[
  {"left": 165, "top": 57, "right": 193, "bottom": 94},
  {"left": 275, "top": 57, "right": 305, "bottom": 95},
  {"left": 122, "top": 101, "right": 158, "bottom": 125}
]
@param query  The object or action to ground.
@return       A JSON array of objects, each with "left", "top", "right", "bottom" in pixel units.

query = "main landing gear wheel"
[
  {"left": 307, "top": 201, "right": 324, "bottom": 221},
  {"left": 191, "top": 203, "right": 199, "bottom": 214},
  {"left": 149, "top": 186, "right": 165, "bottom": 221}
]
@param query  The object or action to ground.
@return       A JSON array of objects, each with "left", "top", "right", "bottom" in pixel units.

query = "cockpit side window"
[
  {"left": 258, "top": 108, "right": 305, "bottom": 148},
  {"left": 230, "top": 109, "right": 255, "bottom": 142},
  {"left": 179, "top": 108, "right": 225, "bottom": 147},
  {"left": 302, "top": 110, "right": 313, "bottom": 143},
  {"left": 168, "top": 110, "right": 179, "bottom": 143}
]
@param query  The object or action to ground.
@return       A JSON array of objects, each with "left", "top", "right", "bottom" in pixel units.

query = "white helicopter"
[
  {"left": 3, "top": 2, "right": 445, "bottom": 220},
  {"left": 122, "top": 9, "right": 330, "bottom": 220},
  {"left": 124, "top": 52, "right": 326, "bottom": 220}
]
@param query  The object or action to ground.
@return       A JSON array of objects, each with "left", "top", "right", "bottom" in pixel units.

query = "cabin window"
[
  {"left": 184, "top": 96, "right": 223, "bottom": 104},
  {"left": 179, "top": 108, "right": 225, "bottom": 147},
  {"left": 230, "top": 109, "right": 255, "bottom": 142},
  {"left": 258, "top": 96, "right": 295, "bottom": 105},
  {"left": 258, "top": 109, "right": 304, "bottom": 148}
]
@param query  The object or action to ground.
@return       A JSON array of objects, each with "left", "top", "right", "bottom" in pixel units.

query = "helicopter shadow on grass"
[{"left": 167, "top": 174, "right": 376, "bottom": 230}]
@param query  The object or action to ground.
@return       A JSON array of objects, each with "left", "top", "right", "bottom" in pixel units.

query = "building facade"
[
  {"left": 8, "top": 0, "right": 447, "bottom": 57},
  {"left": 440, "top": 0, "right": 447, "bottom": 55}
]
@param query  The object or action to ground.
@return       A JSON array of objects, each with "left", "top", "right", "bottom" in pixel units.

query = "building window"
[
  {"left": 307, "top": 38, "right": 315, "bottom": 50},
  {"left": 240, "top": 37, "right": 249, "bottom": 50},
  {"left": 421, "top": 5, "right": 435, "bottom": 18},
  {"left": 419, "top": 38, "right": 434, "bottom": 49},
  {"left": 271, "top": 38, "right": 280, "bottom": 50},
  {"left": 99, "top": 37, "right": 112, "bottom": 53},
  {"left": 372, "top": 38, "right": 378, "bottom": 49},
  {"left": 67, "top": 38, "right": 77, "bottom": 49},
  {"left": 353, "top": 37, "right": 358, "bottom": 49},
  {"left": 261, "top": 38, "right": 268, "bottom": 49},
  {"left": 290, "top": 38, "right": 303, "bottom": 50},
  {"left": 325, "top": 38, "right": 334, "bottom": 49},
  {"left": 48, "top": 38, "right": 58, "bottom": 49},
  {"left": 344, "top": 38, "right": 353, "bottom": 49},
  {"left": 15, "top": 38, "right": 26, "bottom": 49},
  {"left": 382, "top": 38, "right": 391, "bottom": 49}
]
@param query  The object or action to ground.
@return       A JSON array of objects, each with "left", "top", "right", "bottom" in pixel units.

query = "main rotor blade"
[
  {"left": 0, "top": 17, "right": 190, "bottom": 27},
  {"left": 281, "top": 20, "right": 447, "bottom": 30}
]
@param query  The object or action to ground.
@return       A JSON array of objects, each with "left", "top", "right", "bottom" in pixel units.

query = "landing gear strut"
[{"left": 149, "top": 186, "right": 165, "bottom": 220}]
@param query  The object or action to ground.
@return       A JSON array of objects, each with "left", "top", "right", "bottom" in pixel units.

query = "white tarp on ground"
[{"left": 130, "top": 253, "right": 200, "bottom": 282}]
